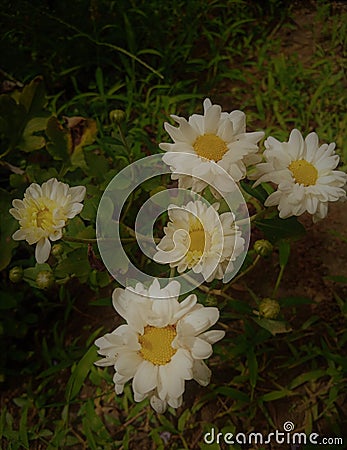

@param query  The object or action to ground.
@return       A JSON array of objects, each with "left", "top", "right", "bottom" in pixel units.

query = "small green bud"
[
  {"left": 254, "top": 239, "right": 273, "bottom": 257},
  {"left": 109, "top": 109, "right": 126, "bottom": 125},
  {"left": 36, "top": 271, "right": 55, "bottom": 290},
  {"left": 259, "top": 298, "right": 280, "bottom": 319},
  {"left": 9, "top": 266, "right": 23, "bottom": 283},
  {"left": 51, "top": 243, "right": 64, "bottom": 257}
]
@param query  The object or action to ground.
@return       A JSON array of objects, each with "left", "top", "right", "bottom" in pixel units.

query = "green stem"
[
  {"left": 62, "top": 236, "right": 97, "bottom": 244},
  {"left": 272, "top": 265, "right": 285, "bottom": 298},
  {"left": 117, "top": 124, "right": 132, "bottom": 158},
  {"left": 231, "top": 255, "right": 261, "bottom": 285}
]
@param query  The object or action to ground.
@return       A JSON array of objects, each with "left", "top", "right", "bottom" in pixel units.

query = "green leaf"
[
  {"left": 278, "top": 240, "right": 290, "bottom": 268},
  {"left": 288, "top": 370, "right": 327, "bottom": 389},
  {"left": 261, "top": 389, "right": 294, "bottom": 402},
  {"left": 65, "top": 345, "right": 98, "bottom": 402},
  {"left": 252, "top": 317, "right": 292, "bottom": 335},
  {"left": 55, "top": 247, "right": 91, "bottom": 282},
  {"left": 17, "top": 117, "right": 48, "bottom": 152},
  {"left": 0, "top": 95, "right": 27, "bottom": 149},
  {"left": 0, "top": 190, "right": 19, "bottom": 270},
  {"left": 18, "top": 76, "right": 46, "bottom": 118},
  {"left": 23, "top": 263, "right": 52, "bottom": 288},
  {"left": 247, "top": 350, "right": 258, "bottom": 388},
  {"left": 240, "top": 180, "right": 269, "bottom": 203},
  {"left": 254, "top": 216, "right": 306, "bottom": 243},
  {"left": 46, "top": 116, "right": 71, "bottom": 161},
  {"left": 214, "top": 387, "right": 250, "bottom": 402}
]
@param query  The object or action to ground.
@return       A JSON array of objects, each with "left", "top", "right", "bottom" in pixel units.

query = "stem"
[
  {"left": 231, "top": 255, "right": 261, "bottom": 285},
  {"left": 272, "top": 265, "right": 285, "bottom": 298},
  {"left": 117, "top": 124, "right": 132, "bottom": 158},
  {"left": 62, "top": 236, "right": 97, "bottom": 244}
]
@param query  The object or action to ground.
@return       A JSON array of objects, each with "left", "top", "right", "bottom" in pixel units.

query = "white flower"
[
  {"left": 253, "top": 129, "right": 347, "bottom": 222},
  {"left": 160, "top": 98, "right": 264, "bottom": 193},
  {"left": 153, "top": 200, "right": 244, "bottom": 282},
  {"left": 94, "top": 279, "right": 225, "bottom": 413},
  {"left": 9, "top": 178, "right": 86, "bottom": 263}
]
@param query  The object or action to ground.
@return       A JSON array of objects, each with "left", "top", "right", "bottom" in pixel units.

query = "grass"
[{"left": 1, "top": 0, "right": 347, "bottom": 449}]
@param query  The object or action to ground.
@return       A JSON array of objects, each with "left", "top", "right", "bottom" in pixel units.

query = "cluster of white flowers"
[{"left": 10, "top": 98, "right": 346, "bottom": 415}]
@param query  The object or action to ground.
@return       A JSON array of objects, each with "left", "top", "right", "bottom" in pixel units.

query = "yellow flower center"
[
  {"left": 189, "top": 229, "right": 206, "bottom": 254},
  {"left": 138, "top": 325, "right": 177, "bottom": 365},
  {"left": 288, "top": 160, "right": 318, "bottom": 186},
  {"left": 36, "top": 207, "right": 53, "bottom": 229},
  {"left": 193, "top": 133, "right": 228, "bottom": 161}
]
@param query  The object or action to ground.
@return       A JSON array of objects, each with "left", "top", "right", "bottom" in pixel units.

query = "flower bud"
[
  {"left": 9, "top": 266, "right": 23, "bottom": 283},
  {"left": 254, "top": 239, "right": 273, "bottom": 257},
  {"left": 36, "top": 271, "right": 55, "bottom": 290},
  {"left": 51, "top": 243, "right": 64, "bottom": 257},
  {"left": 109, "top": 109, "right": 126, "bottom": 125},
  {"left": 259, "top": 298, "right": 280, "bottom": 319}
]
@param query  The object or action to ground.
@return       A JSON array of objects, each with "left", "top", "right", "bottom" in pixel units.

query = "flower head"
[
  {"left": 154, "top": 200, "right": 245, "bottom": 282},
  {"left": 10, "top": 178, "right": 86, "bottom": 263},
  {"left": 94, "top": 279, "right": 225, "bottom": 413},
  {"left": 160, "top": 98, "right": 264, "bottom": 193},
  {"left": 253, "top": 129, "right": 347, "bottom": 222}
]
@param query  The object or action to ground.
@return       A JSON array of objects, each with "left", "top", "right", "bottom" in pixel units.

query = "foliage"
[{"left": 1, "top": 1, "right": 346, "bottom": 449}]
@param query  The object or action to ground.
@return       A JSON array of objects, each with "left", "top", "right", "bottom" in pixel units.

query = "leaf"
[
  {"left": 214, "top": 387, "right": 250, "bottom": 402},
  {"left": 0, "top": 189, "right": 19, "bottom": 270},
  {"left": 288, "top": 370, "right": 326, "bottom": 390},
  {"left": 55, "top": 248, "right": 91, "bottom": 282},
  {"left": 254, "top": 216, "right": 306, "bottom": 243},
  {"left": 65, "top": 345, "right": 98, "bottom": 402},
  {"left": 240, "top": 180, "right": 269, "bottom": 203},
  {"left": 64, "top": 116, "right": 98, "bottom": 170},
  {"left": 278, "top": 240, "right": 290, "bottom": 268},
  {"left": 261, "top": 389, "right": 294, "bottom": 402},
  {"left": 252, "top": 317, "right": 292, "bottom": 335},
  {"left": 247, "top": 350, "right": 258, "bottom": 388},
  {"left": 17, "top": 117, "right": 48, "bottom": 152},
  {"left": 0, "top": 95, "right": 27, "bottom": 149},
  {"left": 18, "top": 76, "right": 46, "bottom": 118},
  {"left": 23, "top": 263, "right": 52, "bottom": 288},
  {"left": 46, "top": 116, "right": 71, "bottom": 161}
]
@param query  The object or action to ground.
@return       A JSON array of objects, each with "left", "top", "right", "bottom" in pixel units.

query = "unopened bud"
[
  {"left": 259, "top": 298, "right": 280, "bottom": 319},
  {"left": 9, "top": 266, "right": 23, "bottom": 283},
  {"left": 109, "top": 109, "right": 126, "bottom": 125},
  {"left": 254, "top": 239, "right": 273, "bottom": 257},
  {"left": 51, "top": 243, "right": 64, "bottom": 257},
  {"left": 36, "top": 271, "right": 55, "bottom": 290}
]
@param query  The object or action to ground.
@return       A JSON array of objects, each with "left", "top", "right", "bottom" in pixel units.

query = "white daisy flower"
[
  {"left": 94, "top": 279, "right": 225, "bottom": 413},
  {"left": 154, "top": 200, "right": 244, "bottom": 282},
  {"left": 253, "top": 129, "right": 347, "bottom": 222},
  {"left": 9, "top": 178, "right": 86, "bottom": 263},
  {"left": 160, "top": 98, "right": 264, "bottom": 193}
]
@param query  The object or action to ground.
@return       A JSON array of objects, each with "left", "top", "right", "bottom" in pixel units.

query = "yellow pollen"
[
  {"left": 138, "top": 325, "right": 177, "bottom": 365},
  {"left": 193, "top": 133, "right": 228, "bottom": 161},
  {"left": 36, "top": 207, "right": 53, "bottom": 229},
  {"left": 288, "top": 159, "right": 318, "bottom": 186},
  {"left": 189, "top": 229, "right": 205, "bottom": 254}
]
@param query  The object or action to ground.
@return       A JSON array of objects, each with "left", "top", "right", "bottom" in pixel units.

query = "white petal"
[
  {"left": 150, "top": 395, "right": 167, "bottom": 413},
  {"left": 69, "top": 185, "right": 86, "bottom": 203},
  {"left": 177, "top": 307, "right": 220, "bottom": 335},
  {"left": 35, "top": 237, "right": 51, "bottom": 263},
  {"left": 133, "top": 361, "right": 158, "bottom": 395},
  {"left": 192, "top": 360, "right": 211, "bottom": 386},
  {"left": 199, "top": 330, "right": 225, "bottom": 344}
]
